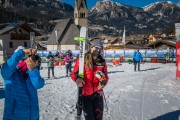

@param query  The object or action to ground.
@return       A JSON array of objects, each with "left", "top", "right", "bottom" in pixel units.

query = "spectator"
[
  {"left": 1, "top": 47, "right": 44, "bottom": 120},
  {"left": 133, "top": 49, "right": 142, "bottom": 71},
  {"left": 46, "top": 52, "right": 56, "bottom": 79},
  {"left": 64, "top": 51, "right": 73, "bottom": 77}
]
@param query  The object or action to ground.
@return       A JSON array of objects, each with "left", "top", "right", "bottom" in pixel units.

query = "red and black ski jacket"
[{"left": 71, "top": 55, "right": 109, "bottom": 96}]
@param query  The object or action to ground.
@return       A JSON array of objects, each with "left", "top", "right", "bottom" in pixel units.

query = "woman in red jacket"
[{"left": 71, "top": 40, "right": 109, "bottom": 120}]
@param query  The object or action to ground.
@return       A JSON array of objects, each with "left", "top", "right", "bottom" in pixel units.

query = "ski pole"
[{"left": 102, "top": 91, "right": 108, "bottom": 111}]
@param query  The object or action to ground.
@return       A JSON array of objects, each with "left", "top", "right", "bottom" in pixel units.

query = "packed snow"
[{"left": 1, "top": 62, "right": 180, "bottom": 120}]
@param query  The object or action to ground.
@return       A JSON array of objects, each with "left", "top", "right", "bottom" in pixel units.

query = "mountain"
[
  {"left": 177, "top": 1, "right": 180, "bottom": 7},
  {"left": 1, "top": 0, "right": 180, "bottom": 36},
  {"left": 88, "top": 1, "right": 180, "bottom": 36},
  {"left": 0, "top": 0, "right": 74, "bottom": 34}
]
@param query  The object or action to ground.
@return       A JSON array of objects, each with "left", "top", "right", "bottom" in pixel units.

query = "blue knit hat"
[{"left": 90, "top": 39, "right": 103, "bottom": 48}]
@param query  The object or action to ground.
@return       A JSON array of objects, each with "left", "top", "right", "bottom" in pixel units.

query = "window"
[
  {"left": 75, "top": 13, "right": 77, "bottom": 18},
  {"left": 80, "top": 13, "right": 86, "bottom": 18},
  {"left": 19, "top": 29, "right": 22, "bottom": 34},
  {"left": 24, "top": 42, "right": 27, "bottom": 47},
  {"left": 81, "top": 2, "right": 84, "bottom": 8},
  {"left": 9, "top": 42, "right": 13, "bottom": 48}
]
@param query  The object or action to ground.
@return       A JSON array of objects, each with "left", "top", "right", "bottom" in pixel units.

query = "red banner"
[{"left": 176, "top": 42, "right": 180, "bottom": 78}]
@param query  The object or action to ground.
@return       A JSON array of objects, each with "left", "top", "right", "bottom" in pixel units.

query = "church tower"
[{"left": 74, "top": 0, "right": 88, "bottom": 27}]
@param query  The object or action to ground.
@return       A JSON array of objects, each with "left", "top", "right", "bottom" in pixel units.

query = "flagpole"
[
  {"left": 124, "top": 44, "right": 125, "bottom": 59},
  {"left": 122, "top": 26, "right": 126, "bottom": 60}
]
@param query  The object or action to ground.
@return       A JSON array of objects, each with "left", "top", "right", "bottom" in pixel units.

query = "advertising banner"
[
  {"left": 104, "top": 50, "right": 115, "bottom": 58},
  {"left": 42, "top": 51, "right": 49, "bottom": 57},
  {"left": 37, "top": 51, "right": 43, "bottom": 57},
  {"left": 146, "top": 50, "right": 158, "bottom": 58},
  {"left": 125, "top": 50, "right": 135, "bottom": 58},
  {"left": 157, "top": 49, "right": 167, "bottom": 58},
  {"left": 114, "top": 50, "right": 124, "bottom": 58},
  {"left": 139, "top": 49, "right": 146, "bottom": 57},
  {"left": 176, "top": 41, "right": 180, "bottom": 78},
  {"left": 37, "top": 50, "right": 176, "bottom": 58},
  {"left": 71, "top": 50, "right": 79, "bottom": 57}
]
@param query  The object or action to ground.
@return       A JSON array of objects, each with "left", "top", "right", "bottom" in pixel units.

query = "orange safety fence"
[
  {"left": 61, "top": 61, "right": 65, "bottom": 65},
  {"left": 119, "top": 57, "right": 124, "bottom": 62},
  {"left": 112, "top": 59, "right": 120, "bottom": 65},
  {"left": 54, "top": 61, "right": 59, "bottom": 66},
  {"left": 151, "top": 58, "right": 157, "bottom": 63}
]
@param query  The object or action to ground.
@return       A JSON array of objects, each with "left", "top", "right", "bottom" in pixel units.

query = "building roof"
[
  {"left": 110, "top": 38, "right": 119, "bottom": 44},
  {"left": 75, "top": 0, "right": 87, "bottom": 10},
  {"left": 0, "top": 23, "right": 41, "bottom": 36},
  {"left": 147, "top": 40, "right": 175, "bottom": 48},
  {"left": 60, "top": 24, "right": 80, "bottom": 45},
  {"left": 149, "top": 34, "right": 161, "bottom": 39},
  {"left": 126, "top": 35, "right": 146, "bottom": 41},
  {"left": 47, "top": 18, "right": 80, "bottom": 45},
  {"left": 105, "top": 44, "right": 150, "bottom": 50},
  {"left": 105, "top": 40, "right": 150, "bottom": 50},
  {"left": 0, "top": 27, "right": 14, "bottom": 35}
]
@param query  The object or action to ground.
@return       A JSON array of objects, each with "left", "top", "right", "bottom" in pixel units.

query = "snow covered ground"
[{"left": 0, "top": 62, "right": 180, "bottom": 120}]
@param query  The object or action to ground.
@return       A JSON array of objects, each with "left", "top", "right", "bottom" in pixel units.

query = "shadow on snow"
[
  {"left": 108, "top": 71, "right": 124, "bottom": 74},
  {"left": 141, "top": 67, "right": 161, "bottom": 72},
  {"left": 151, "top": 110, "right": 180, "bottom": 120}
]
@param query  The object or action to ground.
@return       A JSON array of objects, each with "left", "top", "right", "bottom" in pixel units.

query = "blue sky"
[{"left": 62, "top": 0, "right": 179, "bottom": 9}]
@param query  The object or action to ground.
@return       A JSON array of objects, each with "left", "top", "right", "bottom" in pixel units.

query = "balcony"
[{"left": 11, "top": 33, "right": 30, "bottom": 40}]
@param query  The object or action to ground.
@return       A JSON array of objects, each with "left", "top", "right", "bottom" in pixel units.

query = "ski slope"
[{"left": 0, "top": 63, "right": 180, "bottom": 120}]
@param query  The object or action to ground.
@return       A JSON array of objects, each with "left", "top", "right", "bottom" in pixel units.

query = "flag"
[{"left": 122, "top": 26, "right": 126, "bottom": 44}]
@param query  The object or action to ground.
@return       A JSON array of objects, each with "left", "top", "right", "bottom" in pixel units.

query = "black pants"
[
  {"left": 83, "top": 92, "right": 104, "bottom": 120},
  {"left": 66, "top": 63, "right": 72, "bottom": 76},
  {"left": 48, "top": 67, "right": 54, "bottom": 78},
  {"left": 134, "top": 61, "right": 140, "bottom": 71}
]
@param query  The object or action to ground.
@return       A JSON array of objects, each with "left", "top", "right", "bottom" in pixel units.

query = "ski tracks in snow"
[{"left": 104, "top": 70, "right": 141, "bottom": 120}]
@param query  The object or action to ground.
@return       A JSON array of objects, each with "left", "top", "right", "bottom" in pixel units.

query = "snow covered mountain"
[
  {"left": 0, "top": 0, "right": 73, "bottom": 11},
  {"left": 177, "top": 1, "right": 180, "bottom": 7},
  {"left": 0, "top": 0, "right": 74, "bottom": 33},
  {"left": 0, "top": 0, "right": 73, "bottom": 17},
  {"left": 1, "top": 0, "right": 180, "bottom": 36},
  {"left": 89, "top": 1, "right": 180, "bottom": 36},
  {"left": 143, "top": 1, "right": 180, "bottom": 16}
]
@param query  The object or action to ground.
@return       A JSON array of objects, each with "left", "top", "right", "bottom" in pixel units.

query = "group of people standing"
[
  {"left": 1, "top": 39, "right": 108, "bottom": 120},
  {"left": 46, "top": 50, "right": 73, "bottom": 78},
  {"left": 1, "top": 39, "right": 144, "bottom": 120}
]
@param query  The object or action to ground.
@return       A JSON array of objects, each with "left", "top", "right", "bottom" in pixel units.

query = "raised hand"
[
  {"left": 23, "top": 48, "right": 37, "bottom": 55},
  {"left": 76, "top": 78, "right": 85, "bottom": 87},
  {"left": 25, "top": 57, "right": 37, "bottom": 71},
  {"left": 98, "top": 83, "right": 105, "bottom": 90}
]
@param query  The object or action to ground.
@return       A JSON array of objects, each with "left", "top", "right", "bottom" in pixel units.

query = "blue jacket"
[
  {"left": 1, "top": 50, "right": 44, "bottom": 120},
  {"left": 133, "top": 51, "right": 142, "bottom": 62}
]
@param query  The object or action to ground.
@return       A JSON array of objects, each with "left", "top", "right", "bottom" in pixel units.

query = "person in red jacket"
[{"left": 71, "top": 39, "right": 109, "bottom": 120}]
